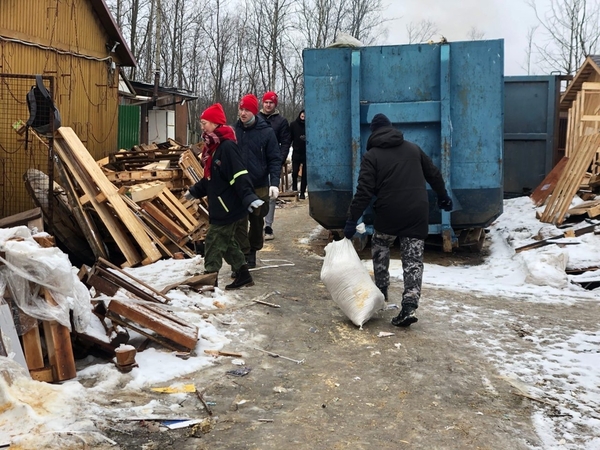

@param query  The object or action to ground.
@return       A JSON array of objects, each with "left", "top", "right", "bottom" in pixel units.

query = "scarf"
[{"left": 200, "top": 125, "right": 237, "bottom": 179}]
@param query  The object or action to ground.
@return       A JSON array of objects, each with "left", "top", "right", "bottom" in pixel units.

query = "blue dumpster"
[{"left": 303, "top": 40, "right": 504, "bottom": 248}]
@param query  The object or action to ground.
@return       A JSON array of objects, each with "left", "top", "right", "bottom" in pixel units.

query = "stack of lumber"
[
  {"left": 565, "top": 82, "right": 600, "bottom": 175},
  {"left": 50, "top": 127, "right": 209, "bottom": 267},
  {"left": 531, "top": 133, "right": 600, "bottom": 225}
]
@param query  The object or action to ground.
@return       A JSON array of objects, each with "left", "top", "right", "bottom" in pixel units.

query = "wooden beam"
[{"left": 40, "top": 289, "right": 76, "bottom": 381}]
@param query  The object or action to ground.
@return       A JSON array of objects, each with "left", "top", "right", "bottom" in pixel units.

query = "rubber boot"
[
  {"left": 246, "top": 250, "right": 257, "bottom": 269},
  {"left": 225, "top": 265, "right": 254, "bottom": 290}
]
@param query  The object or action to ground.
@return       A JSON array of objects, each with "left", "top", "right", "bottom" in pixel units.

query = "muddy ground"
[{"left": 88, "top": 199, "right": 591, "bottom": 450}]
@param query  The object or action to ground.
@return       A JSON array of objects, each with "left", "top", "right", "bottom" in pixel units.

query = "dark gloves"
[
  {"left": 344, "top": 219, "right": 357, "bottom": 239},
  {"left": 437, "top": 194, "right": 453, "bottom": 211}
]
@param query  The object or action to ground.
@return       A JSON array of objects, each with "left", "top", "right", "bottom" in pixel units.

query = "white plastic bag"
[{"left": 320, "top": 239, "right": 385, "bottom": 328}]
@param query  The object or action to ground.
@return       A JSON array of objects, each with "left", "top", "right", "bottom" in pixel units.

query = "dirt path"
[{"left": 101, "top": 200, "right": 588, "bottom": 449}]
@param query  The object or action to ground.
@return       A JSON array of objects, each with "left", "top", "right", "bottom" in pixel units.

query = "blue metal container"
[
  {"left": 303, "top": 40, "right": 504, "bottom": 242},
  {"left": 504, "top": 75, "right": 561, "bottom": 197}
]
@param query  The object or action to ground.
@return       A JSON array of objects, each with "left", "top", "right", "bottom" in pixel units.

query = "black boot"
[
  {"left": 391, "top": 305, "right": 418, "bottom": 327},
  {"left": 246, "top": 250, "right": 257, "bottom": 269},
  {"left": 225, "top": 265, "right": 254, "bottom": 290}
]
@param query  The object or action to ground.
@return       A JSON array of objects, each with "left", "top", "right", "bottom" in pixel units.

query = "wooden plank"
[
  {"left": 30, "top": 367, "right": 55, "bottom": 382},
  {"left": 40, "top": 289, "right": 76, "bottom": 381},
  {"left": 0, "top": 207, "right": 43, "bottom": 229},
  {"left": 157, "top": 192, "right": 196, "bottom": 231},
  {"left": 530, "top": 156, "right": 569, "bottom": 206},
  {"left": 97, "top": 257, "right": 172, "bottom": 304},
  {"left": 160, "top": 188, "right": 198, "bottom": 226},
  {"left": 128, "top": 181, "right": 166, "bottom": 203},
  {"left": 581, "top": 82, "right": 600, "bottom": 90},
  {"left": 21, "top": 323, "right": 44, "bottom": 370},
  {"left": 57, "top": 127, "right": 162, "bottom": 264},
  {"left": 54, "top": 139, "right": 138, "bottom": 265},
  {"left": 178, "top": 149, "right": 204, "bottom": 183},
  {"left": 108, "top": 300, "right": 198, "bottom": 350},
  {"left": 142, "top": 160, "right": 171, "bottom": 170},
  {"left": 140, "top": 201, "right": 188, "bottom": 240}
]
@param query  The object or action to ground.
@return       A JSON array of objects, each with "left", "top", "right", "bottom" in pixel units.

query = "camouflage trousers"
[
  {"left": 204, "top": 222, "right": 247, "bottom": 273},
  {"left": 371, "top": 230, "right": 425, "bottom": 307}
]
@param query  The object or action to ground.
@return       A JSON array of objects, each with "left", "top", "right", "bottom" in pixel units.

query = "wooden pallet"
[
  {"left": 107, "top": 300, "right": 198, "bottom": 351},
  {"left": 530, "top": 156, "right": 569, "bottom": 207},
  {"left": 55, "top": 127, "right": 162, "bottom": 267}
]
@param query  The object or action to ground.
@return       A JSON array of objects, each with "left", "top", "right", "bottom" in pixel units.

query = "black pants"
[{"left": 292, "top": 160, "right": 307, "bottom": 195}]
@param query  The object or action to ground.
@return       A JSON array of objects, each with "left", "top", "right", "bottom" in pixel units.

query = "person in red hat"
[
  {"left": 232, "top": 94, "right": 281, "bottom": 271},
  {"left": 258, "top": 91, "right": 291, "bottom": 241},
  {"left": 184, "top": 103, "right": 263, "bottom": 290}
]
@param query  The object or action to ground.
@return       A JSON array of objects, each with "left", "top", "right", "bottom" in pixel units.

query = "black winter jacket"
[
  {"left": 235, "top": 116, "right": 281, "bottom": 188},
  {"left": 348, "top": 127, "right": 448, "bottom": 239},
  {"left": 289, "top": 113, "right": 306, "bottom": 162},
  {"left": 189, "top": 140, "right": 259, "bottom": 225},
  {"left": 259, "top": 109, "right": 291, "bottom": 164}
]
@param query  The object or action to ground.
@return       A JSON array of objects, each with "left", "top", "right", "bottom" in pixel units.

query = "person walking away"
[
  {"left": 343, "top": 113, "right": 453, "bottom": 327},
  {"left": 234, "top": 94, "right": 281, "bottom": 269},
  {"left": 184, "top": 103, "right": 264, "bottom": 290},
  {"left": 289, "top": 109, "right": 306, "bottom": 199},
  {"left": 259, "top": 91, "right": 291, "bottom": 240}
]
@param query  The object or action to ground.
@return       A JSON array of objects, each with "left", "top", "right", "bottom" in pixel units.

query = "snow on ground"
[{"left": 1, "top": 196, "right": 599, "bottom": 448}]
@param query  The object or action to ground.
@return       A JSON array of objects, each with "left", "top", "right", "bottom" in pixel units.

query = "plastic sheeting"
[{"left": 0, "top": 226, "right": 90, "bottom": 333}]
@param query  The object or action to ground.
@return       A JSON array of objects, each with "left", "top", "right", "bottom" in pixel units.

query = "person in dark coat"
[
  {"left": 233, "top": 94, "right": 282, "bottom": 269},
  {"left": 185, "top": 103, "right": 263, "bottom": 290},
  {"left": 259, "top": 91, "right": 291, "bottom": 239},
  {"left": 289, "top": 109, "right": 306, "bottom": 199},
  {"left": 344, "top": 113, "right": 453, "bottom": 327}
]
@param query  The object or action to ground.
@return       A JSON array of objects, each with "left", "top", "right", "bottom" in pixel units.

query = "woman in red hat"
[{"left": 184, "top": 103, "right": 263, "bottom": 289}]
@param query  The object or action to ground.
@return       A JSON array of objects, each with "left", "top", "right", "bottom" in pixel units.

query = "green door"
[{"left": 118, "top": 105, "right": 140, "bottom": 149}]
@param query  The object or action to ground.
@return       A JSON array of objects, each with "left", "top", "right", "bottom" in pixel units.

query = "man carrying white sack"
[{"left": 344, "top": 113, "right": 452, "bottom": 327}]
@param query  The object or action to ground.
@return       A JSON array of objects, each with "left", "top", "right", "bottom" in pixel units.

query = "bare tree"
[
  {"left": 467, "top": 26, "right": 485, "bottom": 41},
  {"left": 522, "top": 25, "right": 539, "bottom": 75},
  {"left": 527, "top": 0, "right": 600, "bottom": 75},
  {"left": 406, "top": 19, "right": 439, "bottom": 44}
]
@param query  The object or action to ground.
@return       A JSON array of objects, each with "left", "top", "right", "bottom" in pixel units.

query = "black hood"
[{"left": 366, "top": 126, "right": 404, "bottom": 150}]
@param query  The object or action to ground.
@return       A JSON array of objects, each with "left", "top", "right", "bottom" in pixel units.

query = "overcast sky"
[{"left": 383, "top": 0, "right": 547, "bottom": 76}]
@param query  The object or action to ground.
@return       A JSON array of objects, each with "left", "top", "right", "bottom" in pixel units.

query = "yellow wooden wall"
[{"left": 0, "top": 0, "right": 123, "bottom": 217}]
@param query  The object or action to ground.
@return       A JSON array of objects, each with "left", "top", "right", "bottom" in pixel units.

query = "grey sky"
[{"left": 383, "top": 0, "right": 546, "bottom": 75}]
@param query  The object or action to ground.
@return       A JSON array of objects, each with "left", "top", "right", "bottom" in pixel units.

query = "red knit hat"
[
  {"left": 239, "top": 94, "right": 259, "bottom": 115},
  {"left": 200, "top": 103, "right": 227, "bottom": 125},
  {"left": 262, "top": 91, "right": 278, "bottom": 106}
]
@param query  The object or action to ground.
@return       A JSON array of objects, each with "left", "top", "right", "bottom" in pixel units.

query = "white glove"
[
  {"left": 356, "top": 223, "right": 366, "bottom": 233},
  {"left": 183, "top": 190, "right": 194, "bottom": 201},
  {"left": 269, "top": 186, "right": 279, "bottom": 199},
  {"left": 248, "top": 199, "right": 264, "bottom": 212}
]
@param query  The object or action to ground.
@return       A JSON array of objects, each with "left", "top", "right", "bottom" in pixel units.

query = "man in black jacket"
[
  {"left": 234, "top": 94, "right": 281, "bottom": 268},
  {"left": 259, "top": 91, "right": 291, "bottom": 240},
  {"left": 344, "top": 113, "right": 453, "bottom": 327}
]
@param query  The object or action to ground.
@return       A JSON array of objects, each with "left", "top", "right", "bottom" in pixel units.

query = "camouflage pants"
[
  {"left": 371, "top": 230, "right": 425, "bottom": 307},
  {"left": 204, "top": 222, "right": 247, "bottom": 273}
]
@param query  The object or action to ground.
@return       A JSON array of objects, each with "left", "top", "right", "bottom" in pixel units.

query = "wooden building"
[{"left": 0, "top": 0, "right": 135, "bottom": 217}]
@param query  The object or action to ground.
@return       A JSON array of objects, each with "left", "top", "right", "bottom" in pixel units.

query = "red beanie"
[
  {"left": 200, "top": 103, "right": 227, "bottom": 125},
  {"left": 262, "top": 91, "right": 278, "bottom": 106},
  {"left": 239, "top": 94, "right": 259, "bottom": 116}
]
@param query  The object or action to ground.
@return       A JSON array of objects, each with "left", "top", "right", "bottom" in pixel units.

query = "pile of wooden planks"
[
  {"left": 565, "top": 82, "right": 600, "bottom": 175},
  {"left": 537, "top": 134, "right": 600, "bottom": 224},
  {"left": 50, "top": 127, "right": 209, "bottom": 267}
]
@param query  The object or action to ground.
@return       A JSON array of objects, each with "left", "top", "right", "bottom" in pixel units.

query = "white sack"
[
  {"left": 320, "top": 239, "right": 385, "bottom": 328},
  {"left": 519, "top": 246, "right": 569, "bottom": 288}
]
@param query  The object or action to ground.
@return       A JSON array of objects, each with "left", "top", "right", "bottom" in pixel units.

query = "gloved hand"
[
  {"left": 183, "top": 190, "right": 195, "bottom": 201},
  {"left": 437, "top": 193, "right": 453, "bottom": 211},
  {"left": 344, "top": 219, "right": 357, "bottom": 239},
  {"left": 269, "top": 186, "right": 279, "bottom": 199},
  {"left": 248, "top": 199, "right": 264, "bottom": 212}
]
